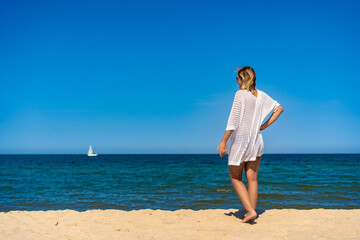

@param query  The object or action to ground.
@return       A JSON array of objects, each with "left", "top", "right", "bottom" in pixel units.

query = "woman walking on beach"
[{"left": 217, "top": 66, "right": 284, "bottom": 223}]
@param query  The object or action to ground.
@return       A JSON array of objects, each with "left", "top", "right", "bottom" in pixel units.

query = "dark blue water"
[{"left": 0, "top": 154, "right": 359, "bottom": 212}]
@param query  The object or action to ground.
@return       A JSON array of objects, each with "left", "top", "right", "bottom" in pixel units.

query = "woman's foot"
[{"left": 242, "top": 210, "right": 257, "bottom": 223}]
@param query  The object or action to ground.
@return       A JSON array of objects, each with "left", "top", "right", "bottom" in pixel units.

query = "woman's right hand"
[
  {"left": 260, "top": 124, "right": 267, "bottom": 131},
  {"left": 217, "top": 141, "right": 227, "bottom": 158}
]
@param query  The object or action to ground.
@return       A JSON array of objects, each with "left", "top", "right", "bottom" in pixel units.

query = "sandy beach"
[{"left": 1, "top": 208, "right": 359, "bottom": 240}]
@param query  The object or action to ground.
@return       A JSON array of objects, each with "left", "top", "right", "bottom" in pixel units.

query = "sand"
[{"left": 0, "top": 208, "right": 359, "bottom": 240}]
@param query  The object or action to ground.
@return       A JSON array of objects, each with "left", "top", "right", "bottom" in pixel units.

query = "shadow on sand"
[{"left": 224, "top": 208, "right": 266, "bottom": 224}]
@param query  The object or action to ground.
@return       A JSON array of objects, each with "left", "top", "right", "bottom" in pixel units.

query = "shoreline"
[{"left": 1, "top": 208, "right": 359, "bottom": 239}]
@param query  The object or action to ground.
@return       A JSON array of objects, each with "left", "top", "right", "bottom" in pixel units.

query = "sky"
[{"left": 0, "top": 0, "right": 359, "bottom": 154}]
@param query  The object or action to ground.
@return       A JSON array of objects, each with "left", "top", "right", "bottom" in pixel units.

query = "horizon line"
[{"left": 0, "top": 153, "right": 359, "bottom": 155}]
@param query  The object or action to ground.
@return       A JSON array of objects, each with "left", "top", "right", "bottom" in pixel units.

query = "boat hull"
[{"left": 87, "top": 153, "right": 98, "bottom": 156}]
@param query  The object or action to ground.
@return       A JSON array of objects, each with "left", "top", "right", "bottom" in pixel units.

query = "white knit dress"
[{"left": 226, "top": 89, "right": 280, "bottom": 166}]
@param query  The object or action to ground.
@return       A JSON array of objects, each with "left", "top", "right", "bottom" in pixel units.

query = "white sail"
[
  {"left": 88, "top": 145, "right": 93, "bottom": 154},
  {"left": 87, "top": 145, "right": 98, "bottom": 156}
]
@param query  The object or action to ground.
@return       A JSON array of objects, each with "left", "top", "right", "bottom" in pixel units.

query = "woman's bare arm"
[
  {"left": 260, "top": 105, "right": 284, "bottom": 131},
  {"left": 221, "top": 130, "right": 233, "bottom": 143}
]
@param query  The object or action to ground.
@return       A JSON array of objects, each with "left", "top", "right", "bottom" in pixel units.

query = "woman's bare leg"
[
  {"left": 228, "top": 163, "right": 257, "bottom": 223},
  {"left": 245, "top": 155, "right": 261, "bottom": 210}
]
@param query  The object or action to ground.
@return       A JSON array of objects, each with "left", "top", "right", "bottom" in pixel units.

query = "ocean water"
[{"left": 0, "top": 154, "right": 359, "bottom": 212}]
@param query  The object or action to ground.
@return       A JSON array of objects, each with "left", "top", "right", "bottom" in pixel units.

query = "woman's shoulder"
[
  {"left": 234, "top": 89, "right": 259, "bottom": 98},
  {"left": 235, "top": 89, "right": 265, "bottom": 98},
  {"left": 257, "top": 89, "right": 269, "bottom": 97},
  {"left": 235, "top": 89, "right": 245, "bottom": 95}
]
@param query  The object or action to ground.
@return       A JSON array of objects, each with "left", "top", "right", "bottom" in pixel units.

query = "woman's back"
[
  {"left": 235, "top": 90, "right": 258, "bottom": 136},
  {"left": 226, "top": 89, "right": 280, "bottom": 165}
]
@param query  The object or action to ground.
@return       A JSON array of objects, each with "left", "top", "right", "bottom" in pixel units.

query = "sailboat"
[{"left": 87, "top": 145, "right": 98, "bottom": 156}]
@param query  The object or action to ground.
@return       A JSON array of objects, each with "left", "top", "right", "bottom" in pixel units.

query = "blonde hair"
[{"left": 234, "top": 66, "right": 257, "bottom": 96}]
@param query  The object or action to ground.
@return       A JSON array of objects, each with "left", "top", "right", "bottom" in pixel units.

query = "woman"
[{"left": 217, "top": 66, "right": 284, "bottom": 223}]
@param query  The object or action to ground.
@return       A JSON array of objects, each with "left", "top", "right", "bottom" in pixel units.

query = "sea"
[{"left": 0, "top": 154, "right": 359, "bottom": 212}]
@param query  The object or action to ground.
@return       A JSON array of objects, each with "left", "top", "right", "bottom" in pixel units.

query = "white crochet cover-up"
[{"left": 226, "top": 89, "right": 280, "bottom": 166}]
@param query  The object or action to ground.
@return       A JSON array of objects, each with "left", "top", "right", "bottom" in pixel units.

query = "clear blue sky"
[{"left": 1, "top": 0, "right": 359, "bottom": 154}]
